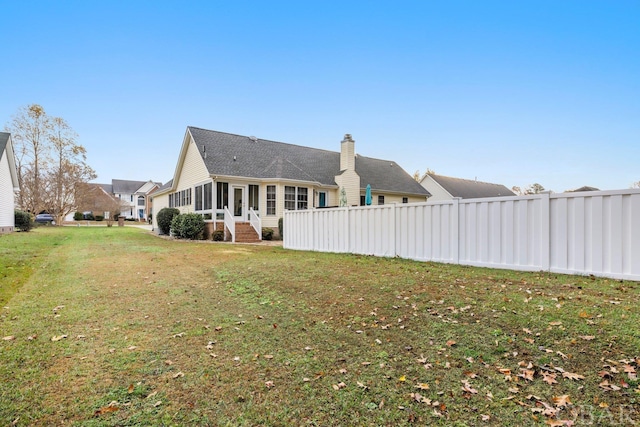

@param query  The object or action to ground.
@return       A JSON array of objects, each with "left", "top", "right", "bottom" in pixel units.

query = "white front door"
[{"left": 232, "top": 186, "right": 245, "bottom": 220}]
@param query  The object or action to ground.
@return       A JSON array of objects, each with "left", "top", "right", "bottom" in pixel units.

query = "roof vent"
[{"left": 249, "top": 136, "right": 258, "bottom": 142}]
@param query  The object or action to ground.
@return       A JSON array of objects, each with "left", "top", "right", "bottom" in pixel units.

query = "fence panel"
[{"left": 283, "top": 189, "right": 640, "bottom": 281}]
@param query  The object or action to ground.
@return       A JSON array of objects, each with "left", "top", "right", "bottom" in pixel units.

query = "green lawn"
[{"left": 0, "top": 227, "right": 638, "bottom": 426}]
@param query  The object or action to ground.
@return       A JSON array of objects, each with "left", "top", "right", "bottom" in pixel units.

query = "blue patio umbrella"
[{"left": 365, "top": 184, "right": 372, "bottom": 205}]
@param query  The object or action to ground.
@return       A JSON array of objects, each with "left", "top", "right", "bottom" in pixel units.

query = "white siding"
[
  {"left": 420, "top": 175, "right": 452, "bottom": 201},
  {"left": 0, "top": 150, "right": 15, "bottom": 232}
]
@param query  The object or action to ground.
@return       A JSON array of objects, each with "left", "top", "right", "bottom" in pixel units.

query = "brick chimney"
[{"left": 340, "top": 134, "right": 355, "bottom": 171}]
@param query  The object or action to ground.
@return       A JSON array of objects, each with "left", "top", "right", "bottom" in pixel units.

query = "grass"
[{"left": 0, "top": 227, "right": 638, "bottom": 426}]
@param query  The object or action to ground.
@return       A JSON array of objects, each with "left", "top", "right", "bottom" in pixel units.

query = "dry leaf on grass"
[
  {"left": 51, "top": 335, "right": 67, "bottom": 342},
  {"left": 562, "top": 372, "right": 585, "bottom": 381}
]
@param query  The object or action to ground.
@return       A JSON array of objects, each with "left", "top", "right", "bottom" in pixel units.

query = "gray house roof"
[
  {"left": 0, "top": 132, "right": 9, "bottom": 154},
  {"left": 188, "top": 127, "right": 429, "bottom": 197},
  {"left": 426, "top": 173, "right": 515, "bottom": 199},
  {"left": 111, "top": 179, "right": 161, "bottom": 195}
]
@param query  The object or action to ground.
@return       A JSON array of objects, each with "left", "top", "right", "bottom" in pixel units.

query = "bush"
[
  {"left": 85, "top": 213, "right": 95, "bottom": 221},
  {"left": 73, "top": 212, "right": 83, "bottom": 221},
  {"left": 212, "top": 230, "right": 224, "bottom": 241},
  {"left": 278, "top": 217, "right": 283, "bottom": 239},
  {"left": 262, "top": 228, "right": 274, "bottom": 240},
  {"left": 171, "top": 213, "right": 205, "bottom": 240},
  {"left": 14, "top": 210, "right": 34, "bottom": 232},
  {"left": 157, "top": 207, "right": 180, "bottom": 235},
  {"left": 95, "top": 215, "right": 104, "bottom": 221}
]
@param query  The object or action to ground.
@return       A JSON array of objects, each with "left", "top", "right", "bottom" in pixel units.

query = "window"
[
  {"left": 248, "top": 185, "right": 259, "bottom": 211},
  {"left": 195, "top": 185, "right": 203, "bottom": 210},
  {"left": 297, "top": 187, "right": 308, "bottom": 210},
  {"left": 137, "top": 196, "right": 145, "bottom": 206},
  {"left": 402, "top": 197, "right": 408, "bottom": 204},
  {"left": 169, "top": 193, "right": 174, "bottom": 208},
  {"left": 130, "top": 195, "right": 133, "bottom": 202},
  {"left": 267, "top": 185, "right": 276, "bottom": 215},
  {"left": 284, "top": 186, "right": 296, "bottom": 210},
  {"left": 285, "top": 186, "right": 308, "bottom": 210},
  {"left": 216, "top": 182, "right": 229, "bottom": 209},
  {"left": 360, "top": 195, "right": 365, "bottom": 206},
  {"left": 378, "top": 195, "right": 385, "bottom": 205},
  {"left": 203, "top": 183, "right": 212, "bottom": 210}
]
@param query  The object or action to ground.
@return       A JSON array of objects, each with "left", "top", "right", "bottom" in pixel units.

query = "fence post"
[
  {"left": 452, "top": 198, "right": 460, "bottom": 264},
  {"left": 540, "top": 192, "right": 550, "bottom": 271}
]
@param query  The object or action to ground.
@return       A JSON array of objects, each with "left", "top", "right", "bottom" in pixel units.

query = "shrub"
[
  {"left": 212, "top": 230, "right": 224, "bottom": 241},
  {"left": 85, "top": 213, "right": 95, "bottom": 221},
  {"left": 262, "top": 228, "right": 274, "bottom": 240},
  {"left": 157, "top": 207, "right": 180, "bottom": 235},
  {"left": 278, "top": 217, "right": 283, "bottom": 239},
  {"left": 171, "top": 213, "right": 205, "bottom": 240},
  {"left": 14, "top": 210, "right": 34, "bottom": 232},
  {"left": 95, "top": 215, "right": 104, "bottom": 221},
  {"left": 73, "top": 211, "right": 83, "bottom": 221}
]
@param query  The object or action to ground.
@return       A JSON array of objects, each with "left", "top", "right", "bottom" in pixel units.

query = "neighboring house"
[
  {"left": 152, "top": 127, "right": 430, "bottom": 240},
  {"left": 73, "top": 179, "right": 160, "bottom": 221},
  {"left": 0, "top": 132, "right": 20, "bottom": 233},
  {"left": 420, "top": 173, "right": 515, "bottom": 202},
  {"left": 567, "top": 186, "right": 600, "bottom": 192},
  {"left": 106, "top": 179, "right": 160, "bottom": 221}
]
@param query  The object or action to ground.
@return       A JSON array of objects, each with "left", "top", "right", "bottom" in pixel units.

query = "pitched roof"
[
  {"left": 188, "top": 127, "right": 429, "bottom": 196},
  {"left": 568, "top": 186, "right": 600, "bottom": 192},
  {"left": 0, "top": 132, "right": 9, "bottom": 154},
  {"left": 425, "top": 173, "right": 515, "bottom": 199}
]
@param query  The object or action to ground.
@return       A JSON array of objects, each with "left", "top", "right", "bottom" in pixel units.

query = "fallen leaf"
[
  {"left": 446, "top": 340, "right": 456, "bottom": 347},
  {"left": 128, "top": 346, "right": 137, "bottom": 351},
  {"left": 94, "top": 404, "right": 119, "bottom": 416},
  {"left": 415, "top": 383, "right": 430, "bottom": 390},
  {"left": 578, "top": 335, "right": 595, "bottom": 340},
  {"left": 542, "top": 372, "right": 558, "bottom": 385},
  {"left": 51, "top": 335, "right": 68, "bottom": 342},
  {"left": 264, "top": 354, "right": 274, "bottom": 359},
  {"left": 127, "top": 384, "right": 134, "bottom": 394},
  {"left": 398, "top": 375, "right": 406, "bottom": 382},
  {"left": 2, "top": 336, "right": 15, "bottom": 341},
  {"left": 172, "top": 372, "right": 184, "bottom": 379},
  {"left": 481, "top": 414, "right": 491, "bottom": 421},
  {"left": 519, "top": 369, "right": 535, "bottom": 381},
  {"left": 562, "top": 372, "right": 585, "bottom": 381},
  {"left": 153, "top": 400, "right": 162, "bottom": 407},
  {"left": 552, "top": 394, "right": 572, "bottom": 408},
  {"left": 265, "top": 381, "right": 274, "bottom": 388}
]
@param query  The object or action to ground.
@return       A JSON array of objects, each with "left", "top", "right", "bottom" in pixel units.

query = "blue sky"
[{"left": 1, "top": 1, "right": 638, "bottom": 192}]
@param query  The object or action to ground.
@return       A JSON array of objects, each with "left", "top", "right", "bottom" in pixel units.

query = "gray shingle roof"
[
  {"left": 0, "top": 132, "right": 9, "bottom": 155},
  {"left": 427, "top": 173, "right": 515, "bottom": 199},
  {"left": 112, "top": 179, "right": 155, "bottom": 194},
  {"left": 188, "top": 127, "right": 429, "bottom": 197}
]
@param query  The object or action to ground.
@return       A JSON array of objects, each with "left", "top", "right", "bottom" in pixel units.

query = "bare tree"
[
  {"left": 5, "top": 104, "right": 51, "bottom": 215},
  {"left": 632, "top": 181, "right": 640, "bottom": 189},
  {"left": 413, "top": 168, "right": 435, "bottom": 182},
  {"left": 5, "top": 104, "right": 96, "bottom": 222},
  {"left": 46, "top": 117, "right": 96, "bottom": 224},
  {"left": 511, "top": 183, "right": 547, "bottom": 195}
]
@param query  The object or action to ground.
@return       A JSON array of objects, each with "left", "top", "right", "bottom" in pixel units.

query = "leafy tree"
[
  {"left": 4, "top": 104, "right": 95, "bottom": 220},
  {"left": 77, "top": 183, "right": 128, "bottom": 226}
]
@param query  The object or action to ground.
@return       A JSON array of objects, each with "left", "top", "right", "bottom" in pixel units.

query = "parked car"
[{"left": 35, "top": 214, "right": 55, "bottom": 224}]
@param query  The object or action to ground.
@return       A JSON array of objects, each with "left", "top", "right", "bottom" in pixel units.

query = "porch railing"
[
  {"left": 249, "top": 208, "right": 262, "bottom": 241},
  {"left": 224, "top": 207, "right": 235, "bottom": 243}
]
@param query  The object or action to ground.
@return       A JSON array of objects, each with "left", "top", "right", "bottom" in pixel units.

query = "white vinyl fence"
[{"left": 283, "top": 189, "right": 640, "bottom": 281}]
